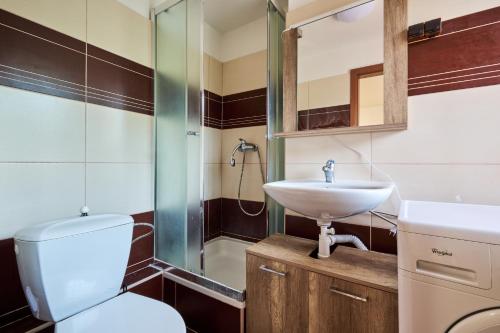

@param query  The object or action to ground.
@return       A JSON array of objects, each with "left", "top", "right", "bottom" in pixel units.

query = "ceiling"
[{"left": 203, "top": 0, "right": 267, "bottom": 33}]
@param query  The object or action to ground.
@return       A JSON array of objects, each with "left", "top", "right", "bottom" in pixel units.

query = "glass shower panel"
[
  {"left": 266, "top": 1, "right": 286, "bottom": 234},
  {"left": 155, "top": 0, "right": 203, "bottom": 274}
]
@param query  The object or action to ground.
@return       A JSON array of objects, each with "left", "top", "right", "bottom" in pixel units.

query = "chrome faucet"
[
  {"left": 230, "top": 138, "right": 258, "bottom": 166},
  {"left": 322, "top": 160, "right": 335, "bottom": 183}
]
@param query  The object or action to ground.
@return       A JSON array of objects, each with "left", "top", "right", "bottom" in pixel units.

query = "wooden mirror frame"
[{"left": 280, "top": 0, "right": 407, "bottom": 137}]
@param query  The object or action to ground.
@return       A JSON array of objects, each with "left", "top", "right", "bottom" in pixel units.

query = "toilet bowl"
[{"left": 14, "top": 214, "right": 185, "bottom": 332}]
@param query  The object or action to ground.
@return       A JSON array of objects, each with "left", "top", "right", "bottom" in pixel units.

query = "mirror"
[
  {"left": 297, "top": 0, "right": 383, "bottom": 130},
  {"left": 282, "top": 0, "right": 407, "bottom": 135}
]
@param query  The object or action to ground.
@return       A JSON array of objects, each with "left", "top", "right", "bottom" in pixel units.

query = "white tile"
[
  {"left": 204, "top": 163, "right": 221, "bottom": 200},
  {"left": 222, "top": 163, "right": 266, "bottom": 201},
  {"left": 373, "top": 85, "right": 500, "bottom": 164},
  {"left": 0, "top": 86, "right": 85, "bottom": 162},
  {"left": 222, "top": 126, "right": 267, "bottom": 165},
  {"left": 285, "top": 133, "right": 371, "bottom": 164},
  {"left": 203, "top": 126, "right": 222, "bottom": 164},
  {"left": 86, "top": 104, "right": 153, "bottom": 163},
  {"left": 285, "top": 163, "right": 371, "bottom": 181},
  {"left": 86, "top": 163, "right": 153, "bottom": 215},
  {"left": 0, "top": 163, "right": 85, "bottom": 239},
  {"left": 374, "top": 163, "right": 500, "bottom": 215}
]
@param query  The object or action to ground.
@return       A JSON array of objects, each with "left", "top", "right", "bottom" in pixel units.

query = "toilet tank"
[{"left": 14, "top": 214, "right": 134, "bottom": 322}]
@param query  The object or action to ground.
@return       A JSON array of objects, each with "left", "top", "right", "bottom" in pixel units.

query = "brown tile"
[
  {"left": 0, "top": 9, "right": 85, "bottom": 52},
  {"left": 0, "top": 239, "right": 27, "bottom": 318},
  {"left": 371, "top": 227, "right": 398, "bottom": 255},
  {"left": 220, "top": 232, "right": 260, "bottom": 243},
  {"left": 221, "top": 198, "right": 267, "bottom": 240},
  {"left": 129, "top": 275, "right": 163, "bottom": 302},
  {"left": 87, "top": 54, "right": 153, "bottom": 114},
  {"left": 0, "top": 316, "right": 52, "bottom": 333},
  {"left": 208, "top": 198, "right": 222, "bottom": 237},
  {"left": 285, "top": 215, "right": 318, "bottom": 240},
  {"left": 87, "top": 44, "right": 153, "bottom": 77},
  {"left": 206, "top": 90, "right": 222, "bottom": 103},
  {"left": 0, "top": 17, "right": 85, "bottom": 100},
  {"left": 123, "top": 266, "right": 159, "bottom": 287},
  {"left": 163, "top": 278, "right": 176, "bottom": 307},
  {"left": 285, "top": 214, "right": 371, "bottom": 250},
  {"left": 308, "top": 106, "right": 350, "bottom": 129},
  {"left": 127, "top": 211, "right": 154, "bottom": 268},
  {"left": 298, "top": 112, "right": 309, "bottom": 131},
  {"left": 408, "top": 7, "right": 500, "bottom": 96},
  {"left": 222, "top": 87, "right": 266, "bottom": 102},
  {"left": 175, "top": 283, "right": 241, "bottom": 333},
  {"left": 222, "top": 94, "right": 266, "bottom": 129}
]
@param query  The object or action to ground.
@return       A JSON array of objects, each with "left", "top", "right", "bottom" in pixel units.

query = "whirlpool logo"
[{"left": 431, "top": 248, "right": 453, "bottom": 256}]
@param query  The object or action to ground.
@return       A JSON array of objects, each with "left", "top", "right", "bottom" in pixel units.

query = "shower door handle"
[{"left": 186, "top": 130, "right": 200, "bottom": 136}]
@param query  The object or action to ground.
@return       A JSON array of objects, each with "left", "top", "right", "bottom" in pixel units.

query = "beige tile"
[
  {"left": 297, "top": 82, "right": 309, "bottom": 111},
  {"left": 204, "top": 163, "right": 222, "bottom": 200},
  {"left": 203, "top": 53, "right": 210, "bottom": 91},
  {"left": 373, "top": 85, "right": 500, "bottom": 164},
  {"left": 285, "top": 133, "right": 371, "bottom": 164},
  {"left": 1, "top": 0, "right": 86, "bottom": 41},
  {"left": 285, "top": 163, "right": 371, "bottom": 182},
  {"left": 86, "top": 103, "right": 153, "bottom": 163},
  {"left": 87, "top": 0, "right": 152, "bottom": 67},
  {"left": 374, "top": 163, "right": 500, "bottom": 215},
  {"left": 0, "top": 163, "right": 85, "bottom": 239},
  {"left": 203, "top": 126, "right": 222, "bottom": 164},
  {"left": 0, "top": 86, "right": 85, "bottom": 162},
  {"left": 222, "top": 163, "right": 266, "bottom": 201},
  {"left": 308, "top": 74, "right": 349, "bottom": 109},
  {"left": 208, "top": 56, "right": 223, "bottom": 96},
  {"left": 222, "top": 126, "right": 267, "bottom": 165},
  {"left": 222, "top": 50, "right": 267, "bottom": 96}
]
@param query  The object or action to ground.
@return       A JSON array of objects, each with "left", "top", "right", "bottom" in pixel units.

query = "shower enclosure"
[{"left": 153, "top": 0, "right": 285, "bottom": 293}]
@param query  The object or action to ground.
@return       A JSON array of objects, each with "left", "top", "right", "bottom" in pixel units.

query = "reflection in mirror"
[{"left": 297, "top": 0, "right": 383, "bottom": 130}]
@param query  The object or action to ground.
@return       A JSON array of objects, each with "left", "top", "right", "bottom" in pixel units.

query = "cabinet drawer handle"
[
  {"left": 329, "top": 288, "right": 367, "bottom": 302},
  {"left": 259, "top": 264, "right": 287, "bottom": 277}
]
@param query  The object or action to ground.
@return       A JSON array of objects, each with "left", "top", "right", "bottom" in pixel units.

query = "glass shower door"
[{"left": 154, "top": 0, "right": 203, "bottom": 275}]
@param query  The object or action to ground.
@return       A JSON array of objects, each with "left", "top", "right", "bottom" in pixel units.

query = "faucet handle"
[{"left": 324, "top": 159, "right": 335, "bottom": 169}]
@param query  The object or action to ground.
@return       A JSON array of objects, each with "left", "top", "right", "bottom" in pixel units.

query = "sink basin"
[{"left": 263, "top": 180, "right": 394, "bottom": 221}]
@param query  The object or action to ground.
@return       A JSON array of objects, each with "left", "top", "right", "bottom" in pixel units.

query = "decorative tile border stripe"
[
  {"left": 0, "top": 9, "right": 153, "bottom": 115},
  {"left": 408, "top": 7, "right": 500, "bottom": 96},
  {"left": 298, "top": 104, "right": 350, "bottom": 131}
]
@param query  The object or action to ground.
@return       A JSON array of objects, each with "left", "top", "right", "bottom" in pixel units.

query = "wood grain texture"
[
  {"left": 283, "top": 28, "right": 298, "bottom": 132},
  {"left": 246, "top": 234, "right": 398, "bottom": 293},
  {"left": 384, "top": 0, "right": 408, "bottom": 125},
  {"left": 273, "top": 122, "right": 407, "bottom": 138},
  {"left": 309, "top": 273, "right": 398, "bottom": 333},
  {"left": 246, "top": 254, "right": 309, "bottom": 333}
]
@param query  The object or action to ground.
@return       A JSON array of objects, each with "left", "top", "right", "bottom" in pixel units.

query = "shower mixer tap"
[{"left": 229, "top": 138, "right": 258, "bottom": 167}]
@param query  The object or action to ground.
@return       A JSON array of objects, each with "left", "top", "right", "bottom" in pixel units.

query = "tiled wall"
[
  {"left": 284, "top": 4, "right": 500, "bottom": 255},
  {"left": 0, "top": 1, "right": 154, "bottom": 330},
  {"left": 203, "top": 17, "right": 269, "bottom": 243}
]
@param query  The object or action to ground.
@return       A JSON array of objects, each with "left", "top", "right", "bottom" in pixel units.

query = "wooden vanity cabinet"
[
  {"left": 308, "top": 273, "right": 398, "bottom": 333},
  {"left": 246, "top": 254, "right": 309, "bottom": 333},
  {"left": 246, "top": 236, "right": 398, "bottom": 333}
]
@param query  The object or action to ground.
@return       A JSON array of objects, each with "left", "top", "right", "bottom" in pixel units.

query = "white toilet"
[{"left": 14, "top": 214, "right": 186, "bottom": 332}]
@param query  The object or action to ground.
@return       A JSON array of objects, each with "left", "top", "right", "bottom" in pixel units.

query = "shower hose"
[{"left": 238, "top": 148, "right": 266, "bottom": 216}]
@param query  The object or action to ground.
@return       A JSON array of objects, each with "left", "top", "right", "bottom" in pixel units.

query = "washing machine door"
[{"left": 448, "top": 308, "right": 500, "bottom": 333}]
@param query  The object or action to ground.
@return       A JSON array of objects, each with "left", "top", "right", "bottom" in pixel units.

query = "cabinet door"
[
  {"left": 309, "top": 272, "right": 398, "bottom": 333},
  {"left": 246, "top": 254, "right": 309, "bottom": 333}
]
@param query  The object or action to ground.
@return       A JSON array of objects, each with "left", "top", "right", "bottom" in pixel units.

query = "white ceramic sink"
[{"left": 263, "top": 180, "right": 394, "bottom": 221}]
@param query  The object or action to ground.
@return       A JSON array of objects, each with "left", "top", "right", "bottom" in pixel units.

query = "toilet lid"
[{"left": 55, "top": 292, "right": 185, "bottom": 333}]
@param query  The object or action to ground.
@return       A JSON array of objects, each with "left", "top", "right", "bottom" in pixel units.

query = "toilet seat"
[{"left": 55, "top": 292, "right": 185, "bottom": 333}]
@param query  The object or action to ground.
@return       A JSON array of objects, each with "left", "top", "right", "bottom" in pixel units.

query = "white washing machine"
[{"left": 398, "top": 200, "right": 500, "bottom": 333}]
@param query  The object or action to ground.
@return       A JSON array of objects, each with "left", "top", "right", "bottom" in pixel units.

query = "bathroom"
[{"left": 1, "top": 0, "right": 500, "bottom": 332}]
